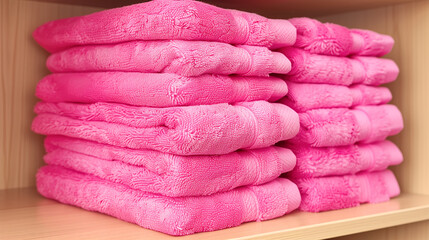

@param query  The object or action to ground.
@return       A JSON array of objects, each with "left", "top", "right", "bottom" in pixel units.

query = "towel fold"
[
  {"left": 290, "top": 17, "right": 394, "bottom": 56},
  {"left": 32, "top": 101, "right": 300, "bottom": 155},
  {"left": 33, "top": 0, "right": 296, "bottom": 53},
  {"left": 280, "top": 47, "right": 399, "bottom": 86},
  {"left": 280, "top": 82, "right": 392, "bottom": 112},
  {"left": 278, "top": 141, "right": 402, "bottom": 178},
  {"left": 46, "top": 40, "right": 291, "bottom": 76},
  {"left": 295, "top": 170, "right": 400, "bottom": 212},
  {"left": 292, "top": 105, "right": 403, "bottom": 147},
  {"left": 43, "top": 135, "right": 296, "bottom": 197},
  {"left": 36, "top": 73, "right": 288, "bottom": 107},
  {"left": 37, "top": 165, "right": 301, "bottom": 235}
]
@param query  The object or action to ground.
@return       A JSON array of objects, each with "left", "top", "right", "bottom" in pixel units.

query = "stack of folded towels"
[
  {"left": 30, "top": 0, "right": 404, "bottom": 235},
  {"left": 277, "top": 18, "right": 403, "bottom": 212},
  {"left": 31, "top": 0, "right": 303, "bottom": 236}
]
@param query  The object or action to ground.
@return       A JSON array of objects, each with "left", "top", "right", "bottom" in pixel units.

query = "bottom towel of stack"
[
  {"left": 37, "top": 165, "right": 301, "bottom": 236},
  {"left": 295, "top": 170, "right": 400, "bottom": 212}
]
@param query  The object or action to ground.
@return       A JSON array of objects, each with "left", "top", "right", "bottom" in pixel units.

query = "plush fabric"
[
  {"left": 351, "top": 29, "right": 395, "bottom": 57},
  {"left": 36, "top": 72, "right": 288, "bottom": 107},
  {"left": 33, "top": 0, "right": 296, "bottom": 53},
  {"left": 280, "top": 47, "right": 399, "bottom": 86},
  {"left": 46, "top": 40, "right": 291, "bottom": 76},
  {"left": 43, "top": 135, "right": 296, "bottom": 197},
  {"left": 295, "top": 170, "right": 400, "bottom": 212},
  {"left": 280, "top": 82, "right": 392, "bottom": 112},
  {"left": 37, "top": 165, "right": 301, "bottom": 235},
  {"left": 278, "top": 140, "right": 402, "bottom": 178},
  {"left": 32, "top": 101, "right": 300, "bottom": 155},
  {"left": 290, "top": 17, "right": 394, "bottom": 56},
  {"left": 292, "top": 105, "right": 403, "bottom": 147}
]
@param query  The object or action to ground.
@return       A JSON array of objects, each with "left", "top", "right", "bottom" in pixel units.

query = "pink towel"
[
  {"left": 292, "top": 105, "right": 403, "bottom": 147},
  {"left": 279, "top": 141, "right": 402, "bottom": 178},
  {"left": 46, "top": 40, "right": 291, "bottom": 76},
  {"left": 37, "top": 165, "right": 301, "bottom": 235},
  {"left": 36, "top": 73, "right": 288, "bottom": 107},
  {"left": 32, "top": 101, "right": 300, "bottom": 155},
  {"left": 295, "top": 170, "right": 400, "bottom": 212},
  {"left": 43, "top": 135, "right": 296, "bottom": 197},
  {"left": 33, "top": 0, "right": 296, "bottom": 53},
  {"left": 290, "top": 17, "right": 394, "bottom": 56},
  {"left": 280, "top": 82, "right": 392, "bottom": 112},
  {"left": 280, "top": 47, "right": 399, "bottom": 86}
]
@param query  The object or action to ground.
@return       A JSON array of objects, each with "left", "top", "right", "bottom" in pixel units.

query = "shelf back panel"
[{"left": 0, "top": 0, "right": 102, "bottom": 190}]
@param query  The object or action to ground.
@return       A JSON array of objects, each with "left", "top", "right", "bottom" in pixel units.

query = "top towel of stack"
[{"left": 33, "top": 0, "right": 297, "bottom": 52}]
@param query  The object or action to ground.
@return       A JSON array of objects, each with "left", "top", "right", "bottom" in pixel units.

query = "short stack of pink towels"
[
  {"left": 31, "top": 0, "right": 404, "bottom": 235},
  {"left": 31, "top": 0, "right": 302, "bottom": 236},
  {"left": 277, "top": 18, "right": 403, "bottom": 212}
]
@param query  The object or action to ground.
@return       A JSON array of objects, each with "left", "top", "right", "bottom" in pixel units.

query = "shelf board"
[
  {"left": 1, "top": 188, "right": 429, "bottom": 239},
  {"left": 27, "top": 0, "right": 419, "bottom": 18}
]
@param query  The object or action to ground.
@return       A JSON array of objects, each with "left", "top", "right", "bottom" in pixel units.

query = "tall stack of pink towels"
[
  {"left": 277, "top": 18, "right": 403, "bottom": 212},
  {"left": 30, "top": 0, "right": 403, "bottom": 236},
  {"left": 31, "top": 0, "right": 302, "bottom": 236}
]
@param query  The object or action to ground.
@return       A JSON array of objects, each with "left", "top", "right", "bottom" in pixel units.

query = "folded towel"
[
  {"left": 37, "top": 165, "right": 301, "bottom": 235},
  {"left": 280, "top": 47, "right": 399, "bottom": 86},
  {"left": 290, "top": 17, "right": 394, "bottom": 56},
  {"left": 292, "top": 105, "right": 403, "bottom": 147},
  {"left": 295, "top": 170, "right": 400, "bottom": 212},
  {"left": 32, "top": 101, "right": 300, "bottom": 155},
  {"left": 280, "top": 82, "right": 392, "bottom": 112},
  {"left": 33, "top": 0, "right": 296, "bottom": 53},
  {"left": 278, "top": 141, "right": 402, "bottom": 178},
  {"left": 46, "top": 40, "right": 291, "bottom": 76},
  {"left": 43, "top": 135, "right": 296, "bottom": 197},
  {"left": 36, "top": 73, "right": 288, "bottom": 107}
]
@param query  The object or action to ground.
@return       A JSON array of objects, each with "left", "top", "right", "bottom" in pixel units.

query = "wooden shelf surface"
[
  {"left": 1, "top": 188, "right": 429, "bottom": 240},
  {"left": 27, "top": 0, "right": 420, "bottom": 18}
]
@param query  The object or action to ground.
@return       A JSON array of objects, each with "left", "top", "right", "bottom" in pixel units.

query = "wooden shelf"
[
  {"left": 1, "top": 188, "right": 429, "bottom": 240},
  {"left": 28, "top": 0, "right": 418, "bottom": 18},
  {"left": 2, "top": 0, "right": 429, "bottom": 239}
]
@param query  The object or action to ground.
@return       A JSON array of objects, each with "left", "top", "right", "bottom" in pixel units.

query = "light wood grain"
[
  {"left": 0, "top": 188, "right": 429, "bottom": 240},
  {"left": 333, "top": 220, "right": 429, "bottom": 240},
  {"left": 28, "top": 0, "right": 421, "bottom": 18},
  {"left": 0, "top": 0, "right": 102, "bottom": 190}
]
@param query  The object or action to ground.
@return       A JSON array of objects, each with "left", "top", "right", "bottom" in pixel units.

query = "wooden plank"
[
  {"left": 0, "top": 0, "right": 102, "bottom": 190},
  {"left": 332, "top": 220, "right": 429, "bottom": 240},
  {"left": 1, "top": 188, "right": 429, "bottom": 240}
]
